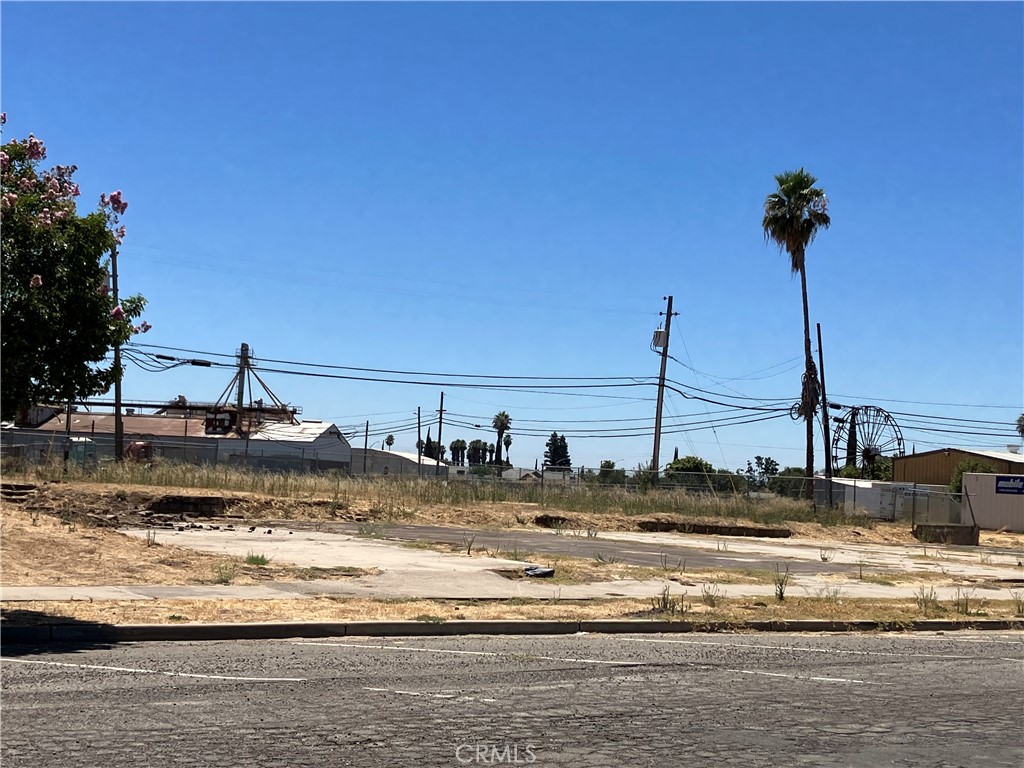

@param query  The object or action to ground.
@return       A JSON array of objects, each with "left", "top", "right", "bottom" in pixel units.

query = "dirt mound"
[{"left": 1, "top": 481, "right": 368, "bottom": 530}]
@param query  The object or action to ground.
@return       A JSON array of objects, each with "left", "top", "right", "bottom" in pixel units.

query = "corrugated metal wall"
[{"left": 893, "top": 450, "right": 1021, "bottom": 485}]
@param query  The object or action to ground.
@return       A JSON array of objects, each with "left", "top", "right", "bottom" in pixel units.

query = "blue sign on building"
[{"left": 994, "top": 476, "right": 1024, "bottom": 494}]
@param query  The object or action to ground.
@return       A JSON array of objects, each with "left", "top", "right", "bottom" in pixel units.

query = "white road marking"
[
  {"left": 729, "top": 668, "right": 885, "bottom": 685},
  {"left": 364, "top": 687, "right": 496, "bottom": 703},
  {"left": 886, "top": 635, "right": 1023, "bottom": 645},
  {"left": 619, "top": 637, "right": 974, "bottom": 660},
  {"left": 291, "top": 641, "right": 637, "bottom": 666},
  {"left": 0, "top": 658, "right": 306, "bottom": 682}
]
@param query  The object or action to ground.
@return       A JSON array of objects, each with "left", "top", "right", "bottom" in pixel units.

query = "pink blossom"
[
  {"left": 0, "top": 113, "right": 6, "bottom": 126},
  {"left": 97, "top": 283, "right": 110, "bottom": 296},
  {"left": 132, "top": 325, "right": 141, "bottom": 334},
  {"left": 68, "top": 183, "right": 80, "bottom": 197},
  {"left": 53, "top": 209, "right": 67, "bottom": 221},
  {"left": 113, "top": 224, "right": 127, "bottom": 244},
  {"left": 19, "top": 177, "right": 32, "bottom": 192},
  {"left": 107, "top": 190, "right": 127, "bottom": 215},
  {"left": 110, "top": 305, "right": 125, "bottom": 320},
  {"left": 140, "top": 321, "right": 152, "bottom": 333},
  {"left": 29, "top": 274, "right": 43, "bottom": 289},
  {"left": 0, "top": 151, "right": 8, "bottom": 171},
  {"left": 25, "top": 134, "right": 45, "bottom": 161},
  {"left": 0, "top": 192, "right": 15, "bottom": 209}
]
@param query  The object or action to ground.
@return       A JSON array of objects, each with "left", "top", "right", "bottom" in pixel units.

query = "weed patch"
[{"left": 245, "top": 552, "right": 270, "bottom": 566}]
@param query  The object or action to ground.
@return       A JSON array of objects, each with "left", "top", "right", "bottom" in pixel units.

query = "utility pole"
[
  {"left": 63, "top": 397, "right": 72, "bottom": 470},
  {"left": 112, "top": 248, "right": 124, "bottom": 461},
  {"left": 436, "top": 391, "right": 445, "bottom": 476},
  {"left": 236, "top": 343, "right": 249, "bottom": 433},
  {"left": 363, "top": 420, "right": 369, "bottom": 474},
  {"left": 651, "top": 295, "right": 677, "bottom": 480},
  {"left": 817, "top": 323, "right": 833, "bottom": 508},
  {"left": 416, "top": 407, "right": 422, "bottom": 476}
]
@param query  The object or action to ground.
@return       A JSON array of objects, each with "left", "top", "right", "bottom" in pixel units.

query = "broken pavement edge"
[{"left": 2, "top": 618, "right": 1021, "bottom": 646}]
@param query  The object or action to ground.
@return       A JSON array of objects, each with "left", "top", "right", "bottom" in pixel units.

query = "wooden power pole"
[
  {"left": 651, "top": 295, "right": 677, "bottom": 479},
  {"left": 436, "top": 391, "right": 445, "bottom": 476}
]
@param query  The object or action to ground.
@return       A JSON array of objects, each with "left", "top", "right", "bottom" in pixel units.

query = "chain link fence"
[{"left": 0, "top": 432, "right": 347, "bottom": 474}]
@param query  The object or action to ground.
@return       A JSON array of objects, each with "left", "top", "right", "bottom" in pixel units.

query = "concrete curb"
[{"left": 2, "top": 618, "right": 1021, "bottom": 646}]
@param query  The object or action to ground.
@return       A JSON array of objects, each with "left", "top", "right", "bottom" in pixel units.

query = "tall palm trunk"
[
  {"left": 799, "top": 259, "right": 816, "bottom": 499},
  {"left": 495, "top": 429, "right": 505, "bottom": 464}
]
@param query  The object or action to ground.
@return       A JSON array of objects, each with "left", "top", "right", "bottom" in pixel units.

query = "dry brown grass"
[
  {"left": 4, "top": 595, "right": 1021, "bottom": 626},
  {"left": 981, "top": 529, "right": 1024, "bottom": 550},
  {"left": 0, "top": 508, "right": 367, "bottom": 586}
]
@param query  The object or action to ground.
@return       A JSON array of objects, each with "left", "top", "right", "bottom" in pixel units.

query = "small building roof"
[
  {"left": 895, "top": 447, "right": 1024, "bottom": 464},
  {"left": 26, "top": 412, "right": 346, "bottom": 444},
  {"left": 249, "top": 420, "right": 345, "bottom": 444},
  {"left": 31, "top": 412, "right": 210, "bottom": 438},
  {"left": 955, "top": 448, "right": 1024, "bottom": 463},
  {"left": 377, "top": 448, "right": 448, "bottom": 466}
]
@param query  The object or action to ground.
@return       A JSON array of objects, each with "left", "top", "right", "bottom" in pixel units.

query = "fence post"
[
  {"left": 911, "top": 483, "right": 917, "bottom": 529},
  {"left": 963, "top": 486, "right": 977, "bottom": 527}
]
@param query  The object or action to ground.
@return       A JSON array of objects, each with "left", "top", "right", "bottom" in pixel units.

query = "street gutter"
[{"left": 2, "top": 618, "right": 1021, "bottom": 646}]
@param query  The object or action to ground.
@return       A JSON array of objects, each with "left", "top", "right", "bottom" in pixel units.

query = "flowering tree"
[{"left": 0, "top": 115, "right": 148, "bottom": 420}]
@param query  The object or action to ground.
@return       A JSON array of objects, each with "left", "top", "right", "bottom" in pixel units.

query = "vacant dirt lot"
[
  {"left": 8, "top": 479, "right": 1003, "bottom": 547},
  {"left": 3, "top": 481, "right": 1021, "bottom": 611}
]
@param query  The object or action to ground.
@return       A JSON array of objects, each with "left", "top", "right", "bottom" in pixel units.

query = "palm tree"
[
  {"left": 503, "top": 433, "right": 512, "bottom": 465},
  {"left": 385, "top": 434, "right": 395, "bottom": 451},
  {"left": 763, "top": 168, "right": 831, "bottom": 495},
  {"left": 450, "top": 438, "right": 467, "bottom": 466},
  {"left": 487, "top": 443, "right": 495, "bottom": 464},
  {"left": 1017, "top": 414, "right": 1024, "bottom": 439},
  {"left": 468, "top": 439, "right": 486, "bottom": 465},
  {"left": 492, "top": 411, "right": 511, "bottom": 465}
]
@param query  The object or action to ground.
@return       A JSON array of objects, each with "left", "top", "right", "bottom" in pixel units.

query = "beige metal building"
[
  {"left": 961, "top": 473, "right": 1024, "bottom": 532},
  {"left": 348, "top": 448, "right": 449, "bottom": 477},
  {"left": 892, "top": 448, "right": 1024, "bottom": 486}
]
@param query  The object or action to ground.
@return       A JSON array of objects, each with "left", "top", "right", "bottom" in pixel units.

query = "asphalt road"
[
  {"left": 311, "top": 521, "right": 858, "bottom": 576},
  {"left": 3, "top": 632, "right": 1022, "bottom": 767}
]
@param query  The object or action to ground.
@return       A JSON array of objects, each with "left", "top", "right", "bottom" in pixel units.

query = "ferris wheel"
[{"left": 830, "top": 405, "right": 905, "bottom": 477}]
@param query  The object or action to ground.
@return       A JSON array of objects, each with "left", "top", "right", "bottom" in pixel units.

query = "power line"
[
  {"left": 830, "top": 393, "right": 1021, "bottom": 410},
  {"left": 124, "top": 342, "right": 1019, "bottom": 427},
  {"left": 443, "top": 406, "right": 756, "bottom": 426},
  {"left": 885, "top": 410, "right": 1017, "bottom": 427},
  {"left": 127, "top": 341, "right": 656, "bottom": 384},
  {"left": 444, "top": 411, "right": 788, "bottom": 439}
]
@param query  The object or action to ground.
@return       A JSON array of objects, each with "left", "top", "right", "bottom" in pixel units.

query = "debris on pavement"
[{"left": 524, "top": 566, "right": 555, "bottom": 578}]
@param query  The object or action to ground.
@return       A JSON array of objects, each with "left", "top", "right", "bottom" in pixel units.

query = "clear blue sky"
[{"left": 3, "top": 2, "right": 1022, "bottom": 472}]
